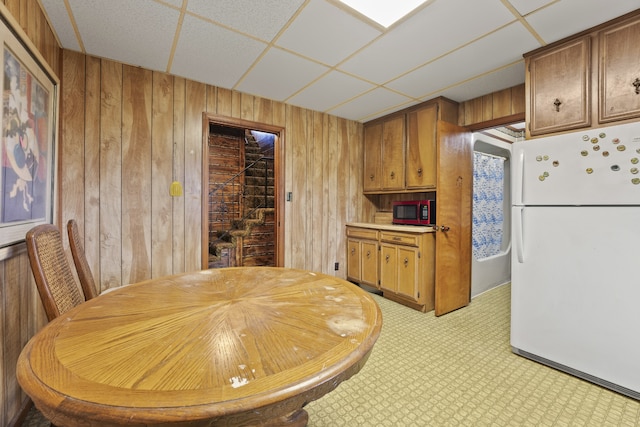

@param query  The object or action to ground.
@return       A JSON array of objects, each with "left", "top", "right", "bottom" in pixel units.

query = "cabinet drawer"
[
  {"left": 347, "top": 228, "right": 378, "bottom": 240},
  {"left": 380, "top": 232, "right": 419, "bottom": 247}
]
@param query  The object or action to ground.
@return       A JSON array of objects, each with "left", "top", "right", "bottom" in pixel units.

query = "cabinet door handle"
[
  {"left": 366, "top": 250, "right": 371, "bottom": 258},
  {"left": 390, "top": 171, "right": 395, "bottom": 179},
  {"left": 417, "top": 168, "right": 422, "bottom": 177},
  {"left": 553, "top": 98, "right": 562, "bottom": 112},
  {"left": 369, "top": 174, "right": 375, "bottom": 181},
  {"left": 403, "top": 257, "right": 409, "bottom": 266},
  {"left": 385, "top": 255, "right": 390, "bottom": 263},
  {"left": 634, "top": 78, "right": 640, "bottom": 95},
  {"left": 350, "top": 248, "right": 355, "bottom": 255}
]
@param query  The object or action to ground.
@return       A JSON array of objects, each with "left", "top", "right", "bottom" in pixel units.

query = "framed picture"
[{"left": 0, "top": 15, "right": 58, "bottom": 248}]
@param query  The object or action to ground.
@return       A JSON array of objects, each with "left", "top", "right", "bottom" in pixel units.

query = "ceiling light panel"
[
  {"left": 277, "top": 0, "right": 381, "bottom": 66},
  {"left": 338, "top": 0, "right": 428, "bottom": 27}
]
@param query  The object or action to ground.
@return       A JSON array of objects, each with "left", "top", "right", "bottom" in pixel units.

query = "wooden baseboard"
[{"left": 382, "top": 291, "right": 428, "bottom": 312}]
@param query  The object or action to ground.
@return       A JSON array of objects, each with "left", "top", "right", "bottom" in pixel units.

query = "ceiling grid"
[{"left": 39, "top": 0, "right": 640, "bottom": 122}]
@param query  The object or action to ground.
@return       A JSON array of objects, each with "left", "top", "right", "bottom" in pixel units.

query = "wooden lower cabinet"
[
  {"left": 346, "top": 224, "right": 435, "bottom": 312},
  {"left": 379, "top": 230, "right": 435, "bottom": 312},
  {"left": 346, "top": 227, "right": 378, "bottom": 288},
  {"left": 380, "top": 243, "right": 419, "bottom": 300}
]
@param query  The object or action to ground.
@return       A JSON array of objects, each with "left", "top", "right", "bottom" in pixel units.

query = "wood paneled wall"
[
  {"left": 0, "top": 1, "right": 60, "bottom": 426},
  {"left": 1, "top": 0, "right": 60, "bottom": 74},
  {"left": 0, "top": 1, "right": 371, "bottom": 422},
  {"left": 59, "top": 51, "right": 372, "bottom": 290},
  {"left": 0, "top": 2, "right": 527, "bottom": 425},
  {"left": 458, "top": 83, "right": 525, "bottom": 130}
]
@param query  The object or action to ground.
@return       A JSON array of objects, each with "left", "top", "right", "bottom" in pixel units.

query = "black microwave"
[{"left": 392, "top": 200, "right": 436, "bottom": 225}]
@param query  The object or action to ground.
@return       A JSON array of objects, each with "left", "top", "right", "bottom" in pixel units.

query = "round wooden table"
[{"left": 17, "top": 267, "right": 382, "bottom": 426}]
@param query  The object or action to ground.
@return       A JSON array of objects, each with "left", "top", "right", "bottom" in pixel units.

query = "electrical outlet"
[{"left": 334, "top": 262, "right": 339, "bottom": 271}]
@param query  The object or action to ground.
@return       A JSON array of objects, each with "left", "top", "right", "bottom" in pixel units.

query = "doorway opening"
[
  {"left": 201, "top": 116, "right": 284, "bottom": 270},
  {"left": 470, "top": 122, "right": 523, "bottom": 297}
]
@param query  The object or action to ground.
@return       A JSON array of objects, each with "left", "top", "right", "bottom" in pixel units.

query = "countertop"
[{"left": 346, "top": 222, "right": 436, "bottom": 233}]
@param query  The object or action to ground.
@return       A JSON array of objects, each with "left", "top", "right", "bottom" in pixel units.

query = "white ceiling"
[{"left": 39, "top": 0, "right": 639, "bottom": 123}]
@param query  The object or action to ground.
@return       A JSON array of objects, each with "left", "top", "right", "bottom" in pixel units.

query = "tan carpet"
[
  {"left": 306, "top": 284, "right": 640, "bottom": 426},
  {"left": 23, "top": 283, "right": 640, "bottom": 426}
]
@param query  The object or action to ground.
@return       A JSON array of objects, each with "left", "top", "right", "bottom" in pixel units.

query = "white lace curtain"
[{"left": 472, "top": 152, "right": 505, "bottom": 260}]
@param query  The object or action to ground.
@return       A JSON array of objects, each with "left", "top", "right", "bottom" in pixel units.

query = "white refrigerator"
[{"left": 511, "top": 122, "right": 640, "bottom": 400}]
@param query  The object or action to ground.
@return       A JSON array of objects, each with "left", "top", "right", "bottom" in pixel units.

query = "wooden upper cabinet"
[
  {"left": 599, "top": 14, "right": 640, "bottom": 123},
  {"left": 362, "top": 97, "right": 457, "bottom": 193},
  {"left": 527, "top": 35, "right": 591, "bottom": 136},
  {"left": 525, "top": 9, "right": 640, "bottom": 137},
  {"left": 406, "top": 104, "right": 437, "bottom": 189},
  {"left": 363, "top": 122, "right": 382, "bottom": 192},
  {"left": 363, "top": 115, "right": 405, "bottom": 192},
  {"left": 381, "top": 116, "right": 405, "bottom": 190}
]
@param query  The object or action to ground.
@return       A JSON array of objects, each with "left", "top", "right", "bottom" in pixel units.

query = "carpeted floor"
[
  {"left": 23, "top": 283, "right": 640, "bottom": 426},
  {"left": 305, "top": 284, "right": 640, "bottom": 426}
]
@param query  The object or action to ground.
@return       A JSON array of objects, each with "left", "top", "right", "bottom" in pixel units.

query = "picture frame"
[{"left": 0, "top": 15, "right": 58, "bottom": 248}]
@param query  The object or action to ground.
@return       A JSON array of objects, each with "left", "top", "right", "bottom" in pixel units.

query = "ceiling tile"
[
  {"left": 434, "top": 62, "right": 526, "bottom": 102},
  {"left": 68, "top": 0, "right": 178, "bottom": 72},
  {"left": 388, "top": 22, "right": 538, "bottom": 98},
  {"left": 507, "top": 0, "right": 554, "bottom": 16},
  {"left": 186, "top": 0, "right": 306, "bottom": 41},
  {"left": 236, "top": 47, "right": 329, "bottom": 102},
  {"left": 338, "top": 0, "right": 515, "bottom": 84},
  {"left": 328, "top": 87, "right": 415, "bottom": 121},
  {"left": 526, "top": 0, "right": 640, "bottom": 44},
  {"left": 40, "top": 0, "right": 81, "bottom": 51},
  {"left": 171, "top": 14, "right": 267, "bottom": 89},
  {"left": 38, "top": 0, "right": 639, "bottom": 122},
  {"left": 287, "top": 71, "right": 375, "bottom": 112},
  {"left": 158, "top": 0, "right": 183, "bottom": 7},
  {"left": 276, "top": 0, "right": 381, "bottom": 66}
]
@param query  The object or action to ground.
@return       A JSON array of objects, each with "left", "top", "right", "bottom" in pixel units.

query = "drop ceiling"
[{"left": 39, "top": 0, "right": 639, "bottom": 122}]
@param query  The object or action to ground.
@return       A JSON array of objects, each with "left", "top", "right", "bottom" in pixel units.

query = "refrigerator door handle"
[
  {"left": 514, "top": 206, "right": 524, "bottom": 263},
  {"left": 513, "top": 149, "right": 524, "bottom": 206}
]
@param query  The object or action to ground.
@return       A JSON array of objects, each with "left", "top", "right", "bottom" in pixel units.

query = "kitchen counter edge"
[{"left": 346, "top": 222, "right": 436, "bottom": 233}]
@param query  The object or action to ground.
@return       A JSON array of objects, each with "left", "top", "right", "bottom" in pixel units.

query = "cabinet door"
[
  {"left": 528, "top": 36, "right": 591, "bottom": 136},
  {"left": 396, "top": 246, "right": 419, "bottom": 301},
  {"left": 346, "top": 239, "right": 361, "bottom": 282},
  {"left": 381, "top": 116, "right": 405, "bottom": 190},
  {"left": 361, "top": 240, "right": 378, "bottom": 287},
  {"left": 599, "top": 16, "right": 640, "bottom": 123},
  {"left": 379, "top": 244, "right": 397, "bottom": 293},
  {"left": 363, "top": 123, "right": 382, "bottom": 192},
  {"left": 406, "top": 104, "right": 437, "bottom": 189}
]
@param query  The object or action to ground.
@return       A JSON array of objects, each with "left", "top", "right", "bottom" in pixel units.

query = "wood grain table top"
[{"left": 17, "top": 267, "right": 382, "bottom": 426}]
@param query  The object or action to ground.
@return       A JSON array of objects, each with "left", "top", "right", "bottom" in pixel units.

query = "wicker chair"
[
  {"left": 25, "top": 224, "right": 86, "bottom": 321},
  {"left": 67, "top": 219, "right": 98, "bottom": 300}
]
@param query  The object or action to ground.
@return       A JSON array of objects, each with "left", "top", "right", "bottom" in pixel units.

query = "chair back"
[
  {"left": 26, "top": 224, "right": 85, "bottom": 321},
  {"left": 67, "top": 219, "right": 98, "bottom": 300}
]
